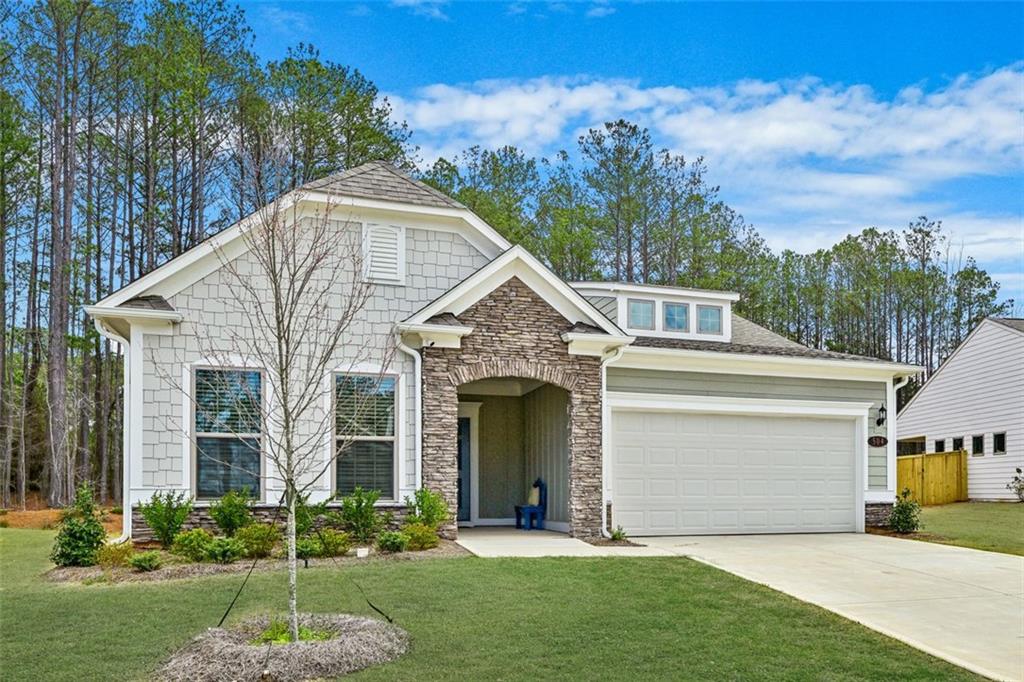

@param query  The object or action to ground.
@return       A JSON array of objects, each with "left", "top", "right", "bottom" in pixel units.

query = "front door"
[{"left": 457, "top": 416, "right": 471, "bottom": 522}]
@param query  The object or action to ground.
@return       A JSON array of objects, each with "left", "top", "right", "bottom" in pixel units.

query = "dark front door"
[{"left": 457, "top": 416, "right": 471, "bottom": 522}]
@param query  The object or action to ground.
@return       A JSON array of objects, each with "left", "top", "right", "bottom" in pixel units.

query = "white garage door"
[{"left": 612, "top": 410, "right": 857, "bottom": 535}]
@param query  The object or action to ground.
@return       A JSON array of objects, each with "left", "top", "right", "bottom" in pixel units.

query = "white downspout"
[
  {"left": 890, "top": 374, "right": 912, "bottom": 496},
  {"left": 599, "top": 344, "right": 628, "bottom": 538},
  {"left": 92, "top": 318, "right": 132, "bottom": 544},
  {"left": 395, "top": 330, "right": 423, "bottom": 490}
]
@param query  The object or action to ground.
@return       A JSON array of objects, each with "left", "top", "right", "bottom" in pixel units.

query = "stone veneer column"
[{"left": 419, "top": 277, "right": 604, "bottom": 539}]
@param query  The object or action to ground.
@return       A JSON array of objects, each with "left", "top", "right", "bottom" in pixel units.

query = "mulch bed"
[
  {"left": 585, "top": 538, "right": 645, "bottom": 547},
  {"left": 155, "top": 613, "right": 409, "bottom": 682},
  {"left": 46, "top": 540, "right": 471, "bottom": 584},
  {"left": 866, "top": 526, "right": 950, "bottom": 543}
]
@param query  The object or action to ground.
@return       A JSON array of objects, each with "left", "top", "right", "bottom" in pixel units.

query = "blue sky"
[{"left": 243, "top": 1, "right": 1024, "bottom": 305}]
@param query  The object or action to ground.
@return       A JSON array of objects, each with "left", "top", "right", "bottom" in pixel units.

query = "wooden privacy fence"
[{"left": 897, "top": 450, "right": 968, "bottom": 505}]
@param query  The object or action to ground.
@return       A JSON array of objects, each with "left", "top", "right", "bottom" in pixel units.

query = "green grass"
[
  {"left": 918, "top": 502, "right": 1024, "bottom": 556},
  {"left": 0, "top": 529, "right": 979, "bottom": 681}
]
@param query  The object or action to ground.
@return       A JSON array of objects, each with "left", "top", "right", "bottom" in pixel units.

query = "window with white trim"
[
  {"left": 994, "top": 432, "right": 1007, "bottom": 454},
  {"left": 627, "top": 299, "right": 655, "bottom": 330},
  {"left": 194, "top": 368, "right": 262, "bottom": 500},
  {"left": 334, "top": 374, "right": 396, "bottom": 498},
  {"left": 697, "top": 305, "right": 723, "bottom": 334},
  {"left": 663, "top": 302, "right": 689, "bottom": 332},
  {"left": 363, "top": 223, "right": 405, "bottom": 284}
]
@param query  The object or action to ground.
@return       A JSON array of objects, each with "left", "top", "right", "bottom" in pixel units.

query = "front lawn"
[
  {"left": 0, "top": 529, "right": 977, "bottom": 681},
  {"left": 917, "top": 502, "right": 1024, "bottom": 556}
]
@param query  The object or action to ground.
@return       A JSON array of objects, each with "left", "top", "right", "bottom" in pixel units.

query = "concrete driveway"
[{"left": 645, "top": 533, "right": 1024, "bottom": 681}]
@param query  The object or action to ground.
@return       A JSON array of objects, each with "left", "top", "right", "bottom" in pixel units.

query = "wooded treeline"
[{"left": 0, "top": 1, "right": 1012, "bottom": 509}]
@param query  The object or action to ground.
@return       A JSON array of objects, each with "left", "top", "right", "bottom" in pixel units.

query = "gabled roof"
[
  {"left": 120, "top": 295, "right": 174, "bottom": 312},
  {"left": 403, "top": 245, "right": 627, "bottom": 337},
  {"left": 989, "top": 317, "right": 1024, "bottom": 334},
  {"left": 303, "top": 161, "right": 465, "bottom": 210}
]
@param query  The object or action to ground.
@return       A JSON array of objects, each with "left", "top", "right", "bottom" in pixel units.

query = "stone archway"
[{"left": 419, "top": 278, "right": 603, "bottom": 539}]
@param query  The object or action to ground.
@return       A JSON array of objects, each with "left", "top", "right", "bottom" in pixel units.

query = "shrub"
[
  {"left": 236, "top": 523, "right": 281, "bottom": 559},
  {"left": 111, "top": 506, "right": 124, "bottom": 515},
  {"left": 295, "top": 537, "right": 321, "bottom": 560},
  {"left": 338, "top": 487, "right": 383, "bottom": 542},
  {"left": 888, "top": 488, "right": 922, "bottom": 533},
  {"left": 208, "top": 489, "right": 254, "bottom": 537},
  {"left": 205, "top": 537, "right": 245, "bottom": 564},
  {"left": 97, "top": 541, "right": 135, "bottom": 569},
  {"left": 1006, "top": 468, "right": 1024, "bottom": 503},
  {"left": 403, "top": 522, "right": 438, "bottom": 551},
  {"left": 51, "top": 484, "right": 107, "bottom": 567},
  {"left": 610, "top": 526, "right": 628, "bottom": 542},
  {"left": 315, "top": 529, "right": 351, "bottom": 557},
  {"left": 128, "top": 550, "right": 162, "bottom": 572},
  {"left": 376, "top": 530, "right": 408, "bottom": 553},
  {"left": 295, "top": 495, "right": 329, "bottom": 537},
  {"left": 138, "top": 491, "right": 193, "bottom": 548},
  {"left": 404, "top": 488, "right": 450, "bottom": 529},
  {"left": 171, "top": 528, "right": 214, "bottom": 562}
]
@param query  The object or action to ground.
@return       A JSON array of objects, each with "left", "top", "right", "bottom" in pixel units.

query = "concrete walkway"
[
  {"left": 644, "top": 533, "right": 1024, "bottom": 682},
  {"left": 455, "top": 527, "right": 674, "bottom": 558}
]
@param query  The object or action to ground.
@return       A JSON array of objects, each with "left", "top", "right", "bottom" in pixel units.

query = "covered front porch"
[{"left": 456, "top": 377, "right": 570, "bottom": 533}]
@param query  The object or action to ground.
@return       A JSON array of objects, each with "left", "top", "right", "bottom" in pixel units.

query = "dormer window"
[
  {"left": 663, "top": 302, "right": 689, "bottom": 332},
  {"left": 627, "top": 299, "right": 655, "bottom": 330},
  {"left": 697, "top": 305, "right": 723, "bottom": 334}
]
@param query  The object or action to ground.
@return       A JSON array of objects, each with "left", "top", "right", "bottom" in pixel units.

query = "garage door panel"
[{"left": 612, "top": 411, "right": 857, "bottom": 535}]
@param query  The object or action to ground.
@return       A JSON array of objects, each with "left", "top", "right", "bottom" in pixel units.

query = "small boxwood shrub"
[
  {"left": 236, "top": 523, "right": 281, "bottom": 558},
  {"left": 315, "top": 529, "right": 351, "bottom": 557},
  {"left": 295, "top": 537, "right": 321, "bottom": 560},
  {"left": 97, "top": 541, "right": 135, "bottom": 568},
  {"left": 208, "top": 489, "right": 254, "bottom": 537},
  {"left": 403, "top": 522, "right": 438, "bottom": 551},
  {"left": 888, "top": 488, "right": 922, "bottom": 533},
  {"left": 138, "top": 491, "right": 193, "bottom": 548},
  {"left": 128, "top": 550, "right": 162, "bottom": 572},
  {"left": 205, "top": 537, "right": 245, "bottom": 564},
  {"left": 376, "top": 530, "right": 408, "bottom": 553},
  {"left": 51, "top": 484, "right": 107, "bottom": 567},
  {"left": 404, "top": 487, "right": 450, "bottom": 529},
  {"left": 338, "top": 487, "right": 383, "bottom": 542},
  {"left": 171, "top": 528, "right": 214, "bottom": 562}
]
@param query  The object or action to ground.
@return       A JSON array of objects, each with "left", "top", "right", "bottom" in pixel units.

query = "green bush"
[
  {"left": 51, "top": 484, "right": 107, "bottom": 567},
  {"left": 295, "top": 537, "right": 321, "bottom": 560},
  {"left": 403, "top": 522, "right": 438, "bottom": 551},
  {"left": 404, "top": 487, "right": 450, "bottom": 529},
  {"left": 111, "top": 506, "right": 124, "bottom": 515},
  {"left": 171, "top": 528, "right": 214, "bottom": 562},
  {"left": 337, "top": 487, "right": 383, "bottom": 542},
  {"left": 888, "top": 488, "right": 922, "bottom": 533},
  {"left": 236, "top": 523, "right": 281, "bottom": 558},
  {"left": 97, "top": 541, "right": 135, "bottom": 568},
  {"left": 610, "top": 526, "right": 628, "bottom": 542},
  {"left": 295, "top": 495, "right": 329, "bottom": 537},
  {"left": 205, "top": 537, "right": 245, "bottom": 564},
  {"left": 376, "top": 530, "right": 408, "bottom": 553},
  {"left": 138, "top": 491, "right": 193, "bottom": 548},
  {"left": 128, "top": 550, "right": 162, "bottom": 572},
  {"left": 315, "top": 529, "right": 352, "bottom": 557},
  {"left": 208, "top": 489, "right": 254, "bottom": 537}
]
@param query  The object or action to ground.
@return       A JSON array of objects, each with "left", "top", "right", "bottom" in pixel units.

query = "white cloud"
[
  {"left": 388, "top": 65, "right": 1024, "bottom": 298},
  {"left": 391, "top": 0, "right": 449, "bottom": 20},
  {"left": 258, "top": 5, "right": 313, "bottom": 37},
  {"left": 585, "top": 3, "right": 616, "bottom": 18}
]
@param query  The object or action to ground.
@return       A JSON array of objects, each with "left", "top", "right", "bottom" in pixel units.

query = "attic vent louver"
[{"left": 363, "top": 223, "right": 405, "bottom": 284}]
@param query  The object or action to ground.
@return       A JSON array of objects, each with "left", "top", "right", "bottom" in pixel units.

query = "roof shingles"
[{"left": 303, "top": 161, "right": 464, "bottom": 210}]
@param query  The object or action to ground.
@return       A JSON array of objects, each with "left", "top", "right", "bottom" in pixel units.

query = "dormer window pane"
[
  {"left": 697, "top": 305, "right": 723, "bottom": 334},
  {"left": 664, "top": 302, "right": 689, "bottom": 332},
  {"left": 627, "top": 299, "right": 655, "bottom": 330}
]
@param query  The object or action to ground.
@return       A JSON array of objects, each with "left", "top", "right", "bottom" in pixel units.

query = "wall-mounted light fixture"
[{"left": 876, "top": 404, "right": 887, "bottom": 427}]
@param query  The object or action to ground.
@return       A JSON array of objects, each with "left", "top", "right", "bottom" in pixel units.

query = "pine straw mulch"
[
  {"left": 0, "top": 507, "right": 123, "bottom": 533},
  {"left": 46, "top": 540, "right": 471, "bottom": 585},
  {"left": 154, "top": 613, "right": 409, "bottom": 682}
]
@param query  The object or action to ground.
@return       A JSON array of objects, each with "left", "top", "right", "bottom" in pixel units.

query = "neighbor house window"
[
  {"left": 194, "top": 368, "right": 262, "bottom": 500},
  {"left": 627, "top": 299, "right": 655, "bottom": 330},
  {"left": 697, "top": 305, "right": 723, "bottom": 334},
  {"left": 663, "top": 302, "right": 689, "bottom": 332},
  {"left": 972, "top": 435, "right": 984, "bottom": 456},
  {"left": 994, "top": 432, "right": 1007, "bottom": 454},
  {"left": 335, "top": 374, "right": 396, "bottom": 498},
  {"left": 952, "top": 437, "right": 964, "bottom": 451},
  {"left": 934, "top": 439, "right": 945, "bottom": 453}
]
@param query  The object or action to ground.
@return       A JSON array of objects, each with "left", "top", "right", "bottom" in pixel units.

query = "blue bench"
[{"left": 515, "top": 478, "right": 547, "bottom": 531}]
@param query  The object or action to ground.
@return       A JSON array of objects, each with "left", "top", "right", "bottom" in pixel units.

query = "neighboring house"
[
  {"left": 897, "top": 318, "right": 1024, "bottom": 501},
  {"left": 86, "top": 161, "right": 919, "bottom": 540}
]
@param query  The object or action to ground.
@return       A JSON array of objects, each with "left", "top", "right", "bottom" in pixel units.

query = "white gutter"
[
  {"left": 92, "top": 318, "right": 132, "bottom": 544},
  {"left": 599, "top": 344, "right": 628, "bottom": 538},
  {"left": 84, "top": 305, "right": 182, "bottom": 323},
  {"left": 622, "top": 344, "right": 923, "bottom": 374},
  {"left": 395, "top": 330, "right": 423, "bottom": 490}
]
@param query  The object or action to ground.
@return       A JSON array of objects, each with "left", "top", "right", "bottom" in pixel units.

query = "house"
[
  {"left": 85, "top": 161, "right": 920, "bottom": 540},
  {"left": 897, "top": 318, "right": 1024, "bottom": 501}
]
